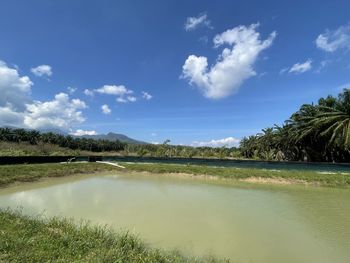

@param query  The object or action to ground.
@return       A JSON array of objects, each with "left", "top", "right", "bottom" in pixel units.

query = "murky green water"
[{"left": 0, "top": 173, "right": 349, "bottom": 263}]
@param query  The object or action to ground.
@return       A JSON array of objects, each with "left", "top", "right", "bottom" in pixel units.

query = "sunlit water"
[{"left": 0, "top": 173, "right": 349, "bottom": 263}]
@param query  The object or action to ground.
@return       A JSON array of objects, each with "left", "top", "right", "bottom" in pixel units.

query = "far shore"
[{"left": 0, "top": 162, "right": 349, "bottom": 188}]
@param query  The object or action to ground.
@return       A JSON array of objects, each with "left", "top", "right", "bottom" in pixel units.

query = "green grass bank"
[
  {"left": 0, "top": 162, "right": 349, "bottom": 188},
  {"left": 0, "top": 209, "right": 225, "bottom": 263},
  {"left": 0, "top": 162, "right": 119, "bottom": 187},
  {"left": 119, "top": 162, "right": 350, "bottom": 187}
]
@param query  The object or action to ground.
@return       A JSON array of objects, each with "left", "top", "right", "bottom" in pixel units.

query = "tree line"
[
  {"left": 240, "top": 89, "right": 350, "bottom": 162},
  {"left": 0, "top": 127, "right": 240, "bottom": 158},
  {"left": 0, "top": 128, "right": 126, "bottom": 152}
]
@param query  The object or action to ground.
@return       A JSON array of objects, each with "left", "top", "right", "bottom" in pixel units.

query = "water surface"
[{"left": 0, "top": 173, "right": 349, "bottom": 263}]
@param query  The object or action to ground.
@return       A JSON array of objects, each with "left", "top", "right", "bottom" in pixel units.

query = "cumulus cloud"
[
  {"left": 67, "top": 86, "right": 77, "bottom": 94},
  {"left": 288, "top": 59, "right": 312, "bottom": 74},
  {"left": 116, "top": 97, "right": 127, "bottom": 103},
  {"left": 0, "top": 60, "right": 33, "bottom": 110},
  {"left": 84, "top": 85, "right": 137, "bottom": 103},
  {"left": 84, "top": 89, "right": 94, "bottom": 96},
  {"left": 0, "top": 104, "right": 25, "bottom": 127},
  {"left": 0, "top": 61, "right": 87, "bottom": 131},
  {"left": 70, "top": 129, "right": 97, "bottom": 136},
  {"left": 127, "top": 96, "right": 137, "bottom": 102},
  {"left": 95, "top": 85, "right": 133, "bottom": 96},
  {"left": 184, "top": 13, "right": 212, "bottom": 31},
  {"left": 24, "top": 93, "right": 87, "bottom": 130},
  {"left": 116, "top": 96, "right": 137, "bottom": 103},
  {"left": 101, "top": 104, "right": 111, "bottom": 114},
  {"left": 31, "top": 64, "right": 52, "bottom": 77},
  {"left": 182, "top": 23, "right": 276, "bottom": 99},
  {"left": 316, "top": 23, "right": 350, "bottom": 52},
  {"left": 191, "top": 137, "right": 240, "bottom": 148},
  {"left": 142, "top": 91, "right": 153, "bottom": 100}
]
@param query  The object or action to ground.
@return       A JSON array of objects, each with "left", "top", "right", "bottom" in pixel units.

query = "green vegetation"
[
  {"left": 120, "top": 162, "right": 350, "bottom": 187},
  {"left": 0, "top": 141, "right": 125, "bottom": 157},
  {"left": 240, "top": 89, "right": 350, "bottom": 162},
  {"left": 0, "top": 141, "right": 81, "bottom": 156},
  {"left": 0, "top": 163, "right": 118, "bottom": 187},
  {"left": 0, "top": 162, "right": 349, "bottom": 188},
  {"left": 0, "top": 209, "right": 224, "bottom": 263},
  {"left": 0, "top": 127, "right": 241, "bottom": 158},
  {"left": 0, "top": 128, "right": 126, "bottom": 153}
]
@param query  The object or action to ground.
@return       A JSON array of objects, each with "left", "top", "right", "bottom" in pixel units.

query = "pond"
[{"left": 0, "top": 173, "right": 349, "bottom": 263}]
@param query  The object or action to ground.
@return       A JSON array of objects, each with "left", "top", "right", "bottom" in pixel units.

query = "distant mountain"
[
  {"left": 81, "top": 132, "right": 147, "bottom": 144},
  {"left": 1, "top": 126, "right": 146, "bottom": 144}
]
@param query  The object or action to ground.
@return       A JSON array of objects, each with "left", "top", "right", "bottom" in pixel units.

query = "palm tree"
[{"left": 316, "top": 89, "right": 350, "bottom": 148}]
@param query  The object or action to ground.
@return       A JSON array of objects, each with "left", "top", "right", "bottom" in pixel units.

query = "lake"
[{"left": 0, "top": 173, "right": 349, "bottom": 263}]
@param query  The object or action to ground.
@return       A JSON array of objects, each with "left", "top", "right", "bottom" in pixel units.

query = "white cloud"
[
  {"left": 315, "top": 60, "right": 331, "bottom": 73},
  {"left": 279, "top": 67, "right": 289, "bottom": 74},
  {"left": 316, "top": 23, "right": 350, "bottom": 52},
  {"left": 67, "top": 86, "right": 77, "bottom": 94},
  {"left": 127, "top": 96, "right": 137, "bottom": 102},
  {"left": 0, "top": 104, "right": 25, "bottom": 127},
  {"left": 142, "top": 91, "right": 153, "bottom": 100},
  {"left": 85, "top": 85, "right": 137, "bottom": 103},
  {"left": 288, "top": 59, "right": 312, "bottom": 74},
  {"left": 24, "top": 93, "right": 87, "bottom": 130},
  {"left": 117, "top": 96, "right": 137, "bottom": 103},
  {"left": 185, "top": 13, "right": 211, "bottom": 31},
  {"left": 182, "top": 23, "right": 276, "bottom": 99},
  {"left": 95, "top": 85, "right": 133, "bottom": 96},
  {"left": 84, "top": 89, "right": 94, "bottom": 96},
  {"left": 0, "top": 60, "right": 88, "bottom": 131},
  {"left": 101, "top": 104, "right": 111, "bottom": 114},
  {"left": 116, "top": 97, "right": 128, "bottom": 103},
  {"left": 191, "top": 137, "right": 240, "bottom": 148},
  {"left": 70, "top": 129, "right": 97, "bottom": 136},
  {"left": 0, "top": 60, "right": 33, "bottom": 111},
  {"left": 31, "top": 64, "right": 52, "bottom": 77}
]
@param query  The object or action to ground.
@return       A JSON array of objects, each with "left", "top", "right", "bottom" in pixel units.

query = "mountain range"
[
  {"left": 80, "top": 132, "right": 147, "bottom": 144},
  {"left": 3, "top": 126, "right": 147, "bottom": 144}
]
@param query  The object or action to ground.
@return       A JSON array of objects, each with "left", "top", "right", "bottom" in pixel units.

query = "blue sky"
[{"left": 0, "top": 0, "right": 350, "bottom": 146}]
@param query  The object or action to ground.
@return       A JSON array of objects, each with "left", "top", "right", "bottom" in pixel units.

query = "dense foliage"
[
  {"left": 240, "top": 89, "right": 350, "bottom": 162},
  {"left": 0, "top": 127, "right": 240, "bottom": 158},
  {"left": 0, "top": 128, "right": 126, "bottom": 152}
]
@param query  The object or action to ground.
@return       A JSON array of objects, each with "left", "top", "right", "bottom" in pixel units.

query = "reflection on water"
[{"left": 0, "top": 173, "right": 349, "bottom": 263}]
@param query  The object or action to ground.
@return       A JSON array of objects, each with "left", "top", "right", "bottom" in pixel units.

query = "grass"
[
  {"left": 119, "top": 162, "right": 350, "bottom": 187},
  {"left": 0, "top": 141, "right": 80, "bottom": 156},
  {"left": 0, "top": 141, "right": 125, "bottom": 156},
  {"left": 0, "top": 209, "right": 225, "bottom": 263},
  {"left": 0, "top": 162, "right": 119, "bottom": 187},
  {"left": 1, "top": 162, "right": 349, "bottom": 188}
]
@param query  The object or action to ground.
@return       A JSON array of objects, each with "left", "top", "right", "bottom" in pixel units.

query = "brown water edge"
[
  {"left": 117, "top": 168, "right": 313, "bottom": 186},
  {"left": 0, "top": 167, "right": 309, "bottom": 195}
]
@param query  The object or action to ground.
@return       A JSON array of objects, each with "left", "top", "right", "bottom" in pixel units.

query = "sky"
[{"left": 0, "top": 0, "right": 350, "bottom": 147}]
